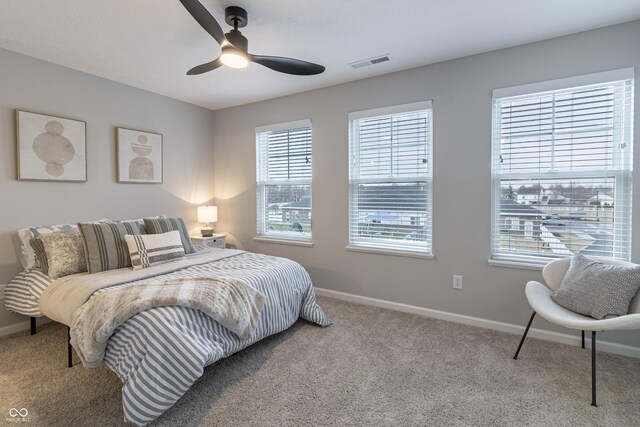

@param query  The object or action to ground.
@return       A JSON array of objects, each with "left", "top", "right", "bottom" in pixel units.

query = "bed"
[{"left": 5, "top": 223, "right": 330, "bottom": 426}]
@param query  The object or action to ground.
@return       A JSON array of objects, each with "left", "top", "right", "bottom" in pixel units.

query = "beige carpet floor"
[{"left": 1, "top": 296, "right": 639, "bottom": 426}]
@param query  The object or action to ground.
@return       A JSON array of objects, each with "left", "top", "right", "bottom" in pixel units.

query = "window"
[
  {"left": 256, "top": 119, "right": 312, "bottom": 241},
  {"left": 348, "top": 101, "right": 433, "bottom": 255},
  {"left": 491, "top": 69, "right": 634, "bottom": 265}
]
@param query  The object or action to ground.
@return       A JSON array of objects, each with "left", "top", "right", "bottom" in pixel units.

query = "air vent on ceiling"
[{"left": 350, "top": 55, "right": 390, "bottom": 69}]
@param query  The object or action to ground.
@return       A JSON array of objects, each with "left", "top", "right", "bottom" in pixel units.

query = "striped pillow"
[
  {"left": 124, "top": 231, "right": 185, "bottom": 270},
  {"left": 112, "top": 215, "right": 167, "bottom": 233},
  {"left": 29, "top": 238, "right": 50, "bottom": 275},
  {"left": 79, "top": 221, "right": 145, "bottom": 273},
  {"left": 143, "top": 217, "right": 195, "bottom": 254}
]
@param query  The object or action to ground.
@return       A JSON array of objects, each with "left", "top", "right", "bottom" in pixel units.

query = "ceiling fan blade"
[
  {"left": 179, "top": 0, "right": 226, "bottom": 46},
  {"left": 187, "top": 58, "right": 223, "bottom": 75},
  {"left": 249, "top": 55, "right": 325, "bottom": 75}
]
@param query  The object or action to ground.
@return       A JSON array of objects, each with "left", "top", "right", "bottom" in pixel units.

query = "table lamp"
[{"left": 197, "top": 206, "right": 218, "bottom": 237}]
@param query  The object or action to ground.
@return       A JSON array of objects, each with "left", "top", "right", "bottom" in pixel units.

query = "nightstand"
[{"left": 191, "top": 233, "right": 227, "bottom": 249}]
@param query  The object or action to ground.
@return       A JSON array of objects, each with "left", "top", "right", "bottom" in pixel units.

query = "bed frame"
[{"left": 30, "top": 316, "right": 74, "bottom": 368}]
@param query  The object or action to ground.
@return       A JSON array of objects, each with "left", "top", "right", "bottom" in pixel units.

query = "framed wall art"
[
  {"left": 116, "top": 127, "right": 163, "bottom": 184},
  {"left": 16, "top": 110, "right": 87, "bottom": 182}
]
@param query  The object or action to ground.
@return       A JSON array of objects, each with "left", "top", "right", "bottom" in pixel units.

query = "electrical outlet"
[{"left": 452, "top": 275, "right": 463, "bottom": 290}]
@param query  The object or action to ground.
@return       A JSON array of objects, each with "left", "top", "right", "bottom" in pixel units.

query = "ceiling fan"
[{"left": 179, "top": 0, "right": 325, "bottom": 76}]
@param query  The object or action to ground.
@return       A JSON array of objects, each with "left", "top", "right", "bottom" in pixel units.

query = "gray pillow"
[
  {"left": 143, "top": 217, "right": 195, "bottom": 254},
  {"left": 552, "top": 254, "right": 640, "bottom": 319},
  {"left": 17, "top": 219, "right": 110, "bottom": 269},
  {"left": 112, "top": 215, "right": 167, "bottom": 233},
  {"left": 79, "top": 221, "right": 145, "bottom": 273},
  {"left": 29, "top": 238, "right": 50, "bottom": 275},
  {"left": 38, "top": 229, "right": 87, "bottom": 279}
]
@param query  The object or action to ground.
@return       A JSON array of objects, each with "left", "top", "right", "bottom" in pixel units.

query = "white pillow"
[
  {"left": 18, "top": 219, "right": 109, "bottom": 269},
  {"left": 124, "top": 231, "right": 185, "bottom": 270}
]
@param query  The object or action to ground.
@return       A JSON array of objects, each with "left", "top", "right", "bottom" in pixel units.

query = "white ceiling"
[{"left": 1, "top": 0, "right": 640, "bottom": 111}]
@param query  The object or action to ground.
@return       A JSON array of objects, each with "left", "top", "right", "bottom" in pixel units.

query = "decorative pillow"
[
  {"left": 29, "top": 238, "right": 50, "bottom": 276},
  {"left": 79, "top": 221, "right": 145, "bottom": 273},
  {"left": 552, "top": 254, "right": 640, "bottom": 319},
  {"left": 124, "top": 231, "right": 186, "bottom": 270},
  {"left": 143, "top": 217, "right": 195, "bottom": 254},
  {"left": 113, "top": 215, "right": 167, "bottom": 233},
  {"left": 38, "top": 229, "right": 87, "bottom": 279},
  {"left": 17, "top": 219, "right": 109, "bottom": 269}
]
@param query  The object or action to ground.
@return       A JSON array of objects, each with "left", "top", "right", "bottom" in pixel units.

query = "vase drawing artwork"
[
  {"left": 129, "top": 135, "right": 154, "bottom": 179},
  {"left": 117, "top": 128, "right": 162, "bottom": 183},
  {"left": 16, "top": 110, "right": 86, "bottom": 182}
]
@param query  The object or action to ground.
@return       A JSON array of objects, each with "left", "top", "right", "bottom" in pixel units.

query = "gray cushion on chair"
[{"left": 552, "top": 254, "right": 640, "bottom": 320}]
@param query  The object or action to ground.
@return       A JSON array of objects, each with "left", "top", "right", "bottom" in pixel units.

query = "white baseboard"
[
  {"left": 4, "top": 290, "right": 638, "bottom": 358},
  {"left": 0, "top": 320, "right": 32, "bottom": 337},
  {"left": 315, "top": 288, "right": 640, "bottom": 359},
  {"left": 0, "top": 317, "right": 52, "bottom": 338}
]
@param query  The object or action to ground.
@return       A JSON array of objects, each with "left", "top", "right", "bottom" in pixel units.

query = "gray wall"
[
  {"left": 0, "top": 48, "right": 216, "bottom": 329},
  {"left": 211, "top": 21, "right": 640, "bottom": 349}
]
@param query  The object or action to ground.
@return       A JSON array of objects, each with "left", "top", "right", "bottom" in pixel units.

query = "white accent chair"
[{"left": 513, "top": 257, "right": 640, "bottom": 407}]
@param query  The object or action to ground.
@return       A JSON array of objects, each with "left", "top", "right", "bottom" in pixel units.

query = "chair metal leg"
[
  {"left": 30, "top": 317, "right": 36, "bottom": 335},
  {"left": 591, "top": 331, "right": 597, "bottom": 407},
  {"left": 582, "top": 330, "right": 585, "bottom": 349},
  {"left": 67, "top": 327, "right": 73, "bottom": 368},
  {"left": 513, "top": 311, "right": 536, "bottom": 360}
]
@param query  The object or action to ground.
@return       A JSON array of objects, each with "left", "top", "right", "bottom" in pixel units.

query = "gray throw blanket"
[{"left": 70, "top": 276, "right": 266, "bottom": 368}]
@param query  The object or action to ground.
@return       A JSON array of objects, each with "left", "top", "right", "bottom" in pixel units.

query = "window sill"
[
  {"left": 253, "top": 237, "right": 314, "bottom": 247},
  {"left": 487, "top": 259, "right": 544, "bottom": 271},
  {"left": 346, "top": 245, "right": 435, "bottom": 259}
]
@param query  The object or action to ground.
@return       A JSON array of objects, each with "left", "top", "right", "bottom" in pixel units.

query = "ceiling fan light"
[{"left": 220, "top": 46, "right": 248, "bottom": 69}]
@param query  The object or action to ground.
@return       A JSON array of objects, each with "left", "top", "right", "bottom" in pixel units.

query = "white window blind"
[
  {"left": 491, "top": 70, "right": 634, "bottom": 265},
  {"left": 256, "top": 120, "right": 312, "bottom": 240},
  {"left": 349, "top": 101, "right": 433, "bottom": 254}
]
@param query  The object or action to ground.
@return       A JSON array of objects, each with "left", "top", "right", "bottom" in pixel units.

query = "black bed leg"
[
  {"left": 582, "top": 330, "right": 585, "bottom": 349},
  {"left": 30, "top": 317, "right": 36, "bottom": 335},
  {"left": 67, "top": 327, "right": 73, "bottom": 368},
  {"left": 513, "top": 311, "right": 536, "bottom": 360},
  {"left": 591, "top": 331, "right": 597, "bottom": 407}
]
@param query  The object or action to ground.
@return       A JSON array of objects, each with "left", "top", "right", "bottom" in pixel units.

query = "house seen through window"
[
  {"left": 256, "top": 120, "right": 312, "bottom": 240},
  {"left": 491, "top": 69, "right": 634, "bottom": 264},
  {"left": 348, "top": 101, "right": 433, "bottom": 254}
]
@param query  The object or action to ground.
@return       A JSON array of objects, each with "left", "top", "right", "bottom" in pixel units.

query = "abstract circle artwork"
[
  {"left": 16, "top": 110, "right": 86, "bottom": 182},
  {"left": 32, "top": 121, "right": 76, "bottom": 177}
]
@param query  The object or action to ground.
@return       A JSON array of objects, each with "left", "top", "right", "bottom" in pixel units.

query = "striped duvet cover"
[{"left": 90, "top": 251, "right": 330, "bottom": 425}]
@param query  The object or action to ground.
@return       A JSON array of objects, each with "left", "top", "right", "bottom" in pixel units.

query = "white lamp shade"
[{"left": 197, "top": 206, "right": 218, "bottom": 223}]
